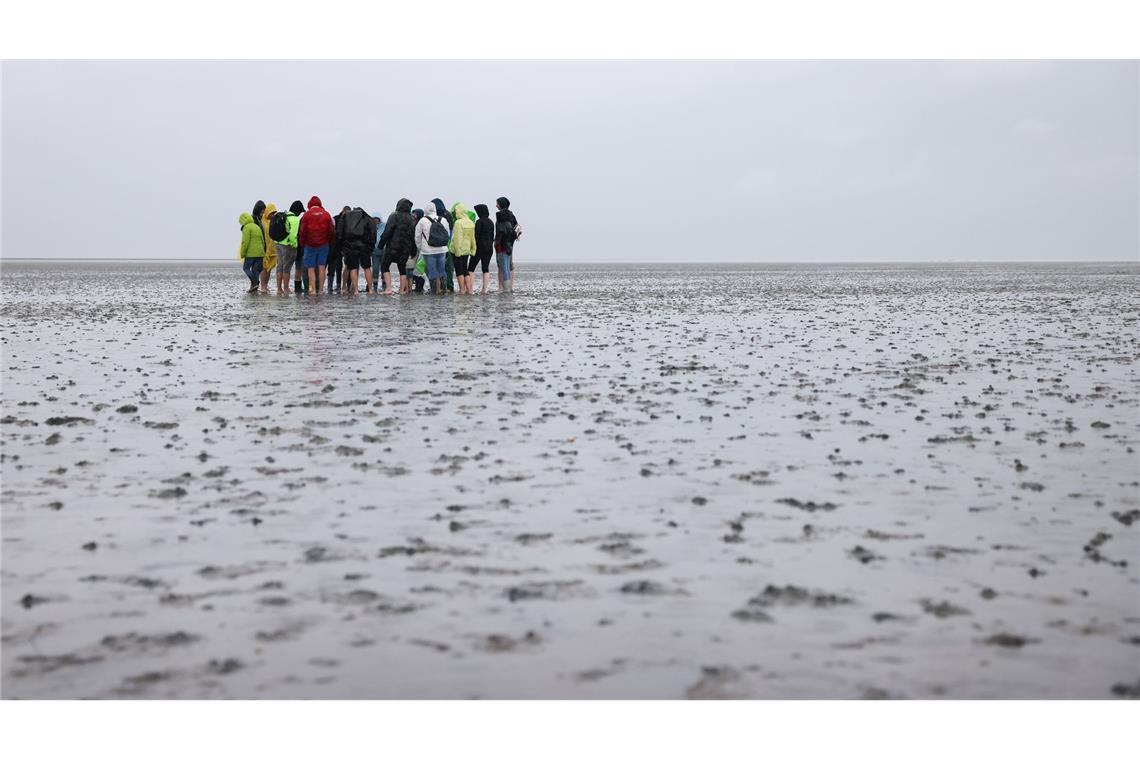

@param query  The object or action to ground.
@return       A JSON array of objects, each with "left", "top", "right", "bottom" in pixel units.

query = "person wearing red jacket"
[{"left": 299, "top": 195, "right": 336, "bottom": 294}]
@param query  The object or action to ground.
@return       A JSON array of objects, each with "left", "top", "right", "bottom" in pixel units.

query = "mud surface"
[{"left": 2, "top": 260, "right": 1138, "bottom": 698}]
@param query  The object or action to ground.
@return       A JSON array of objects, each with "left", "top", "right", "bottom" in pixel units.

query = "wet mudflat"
[{"left": 2, "top": 260, "right": 1138, "bottom": 699}]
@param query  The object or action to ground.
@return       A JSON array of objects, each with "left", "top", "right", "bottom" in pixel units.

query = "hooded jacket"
[
  {"left": 238, "top": 212, "right": 265, "bottom": 259},
  {"left": 282, "top": 211, "right": 301, "bottom": 248},
  {"left": 336, "top": 207, "right": 377, "bottom": 256},
  {"left": 259, "top": 203, "right": 279, "bottom": 267},
  {"left": 415, "top": 203, "right": 451, "bottom": 255},
  {"left": 298, "top": 196, "right": 335, "bottom": 248},
  {"left": 495, "top": 206, "right": 518, "bottom": 255},
  {"left": 378, "top": 198, "right": 417, "bottom": 260},
  {"left": 473, "top": 204, "right": 494, "bottom": 257},
  {"left": 448, "top": 202, "right": 476, "bottom": 257},
  {"left": 431, "top": 198, "right": 454, "bottom": 228}
]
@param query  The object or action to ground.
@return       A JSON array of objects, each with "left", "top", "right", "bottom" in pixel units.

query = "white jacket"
[{"left": 415, "top": 208, "right": 451, "bottom": 255}]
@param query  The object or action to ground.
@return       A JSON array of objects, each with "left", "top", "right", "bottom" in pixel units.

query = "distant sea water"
[{"left": 2, "top": 260, "right": 1138, "bottom": 698}]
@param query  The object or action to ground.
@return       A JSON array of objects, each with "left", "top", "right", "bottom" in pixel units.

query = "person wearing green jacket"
[
  {"left": 238, "top": 212, "right": 265, "bottom": 293},
  {"left": 449, "top": 202, "right": 477, "bottom": 294},
  {"left": 274, "top": 201, "right": 304, "bottom": 295},
  {"left": 287, "top": 200, "right": 308, "bottom": 293}
]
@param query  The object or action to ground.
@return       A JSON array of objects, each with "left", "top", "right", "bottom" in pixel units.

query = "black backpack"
[
  {"left": 268, "top": 212, "right": 290, "bottom": 243},
  {"left": 343, "top": 208, "right": 370, "bottom": 243},
  {"left": 426, "top": 215, "right": 450, "bottom": 247}
]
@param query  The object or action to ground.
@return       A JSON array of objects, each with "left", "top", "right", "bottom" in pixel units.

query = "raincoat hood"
[
  {"left": 397, "top": 198, "right": 413, "bottom": 213},
  {"left": 431, "top": 198, "right": 447, "bottom": 216},
  {"left": 264, "top": 202, "right": 277, "bottom": 219},
  {"left": 308, "top": 196, "right": 323, "bottom": 209},
  {"left": 423, "top": 203, "right": 438, "bottom": 219},
  {"left": 474, "top": 203, "right": 490, "bottom": 219},
  {"left": 289, "top": 200, "right": 305, "bottom": 215},
  {"left": 451, "top": 202, "right": 470, "bottom": 220},
  {"left": 239, "top": 212, "right": 255, "bottom": 226}
]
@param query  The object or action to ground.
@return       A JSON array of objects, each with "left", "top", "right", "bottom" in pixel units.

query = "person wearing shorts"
[
  {"left": 274, "top": 200, "right": 303, "bottom": 295},
  {"left": 380, "top": 248, "right": 407, "bottom": 289},
  {"left": 303, "top": 244, "right": 329, "bottom": 270},
  {"left": 276, "top": 245, "right": 297, "bottom": 292},
  {"left": 336, "top": 207, "right": 375, "bottom": 295},
  {"left": 473, "top": 203, "right": 494, "bottom": 294},
  {"left": 298, "top": 195, "right": 336, "bottom": 293}
]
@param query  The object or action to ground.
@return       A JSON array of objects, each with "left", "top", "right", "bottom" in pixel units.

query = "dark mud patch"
[{"left": 506, "top": 580, "right": 589, "bottom": 602}]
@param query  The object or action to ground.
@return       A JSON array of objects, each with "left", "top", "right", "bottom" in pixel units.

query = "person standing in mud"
[
  {"left": 258, "top": 202, "right": 279, "bottom": 294},
  {"left": 237, "top": 211, "right": 266, "bottom": 293},
  {"left": 494, "top": 196, "right": 519, "bottom": 292},
  {"left": 473, "top": 203, "right": 494, "bottom": 294},
  {"left": 370, "top": 215, "right": 386, "bottom": 293},
  {"left": 286, "top": 200, "right": 307, "bottom": 293},
  {"left": 377, "top": 198, "right": 417, "bottom": 295},
  {"left": 336, "top": 206, "right": 376, "bottom": 295},
  {"left": 410, "top": 208, "right": 426, "bottom": 292},
  {"left": 250, "top": 201, "right": 268, "bottom": 289},
  {"left": 416, "top": 201, "right": 451, "bottom": 294},
  {"left": 431, "top": 198, "right": 456, "bottom": 292},
  {"left": 448, "top": 201, "right": 477, "bottom": 294},
  {"left": 327, "top": 206, "right": 349, "bottom": 293},
  {"left": 298, "top": 195, "right": 335, "bottom": 294}
]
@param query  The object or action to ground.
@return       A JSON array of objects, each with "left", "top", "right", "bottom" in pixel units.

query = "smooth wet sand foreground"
[{"left": 2, "top": 261, "right": 1138, "bottom": 698}]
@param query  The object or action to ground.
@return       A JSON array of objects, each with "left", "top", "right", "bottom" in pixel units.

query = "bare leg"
[
  {"left": 308, "top": 267, "right": 317, "bottom": 294},
  {"left": 482, "top": 271, "right": 490, "bottom": 293},
  {"left": 362, "top": 268, "right": 371, "bottom": 293},
  {"left": 381, "top": 272, "right": 391, "bottom": 294},
  {"left": 259, "top": 267, "right": 271, "bottom": 293}
]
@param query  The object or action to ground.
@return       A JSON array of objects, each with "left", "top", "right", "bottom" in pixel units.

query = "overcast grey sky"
[{"left": 2, "top": 60, "right": 1137, "bottom": 261}]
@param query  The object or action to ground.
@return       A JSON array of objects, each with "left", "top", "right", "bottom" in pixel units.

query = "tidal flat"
[{"left": 2, "top": 260, "right": 1138, "bottom": 698}]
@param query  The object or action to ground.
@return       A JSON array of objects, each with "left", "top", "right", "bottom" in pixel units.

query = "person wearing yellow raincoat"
[
  {"left": 448, "top": 202, "right": 477, "bottom": 294},
  {"left": 258, "top": 202, "right": 279, "bottom": 294}
]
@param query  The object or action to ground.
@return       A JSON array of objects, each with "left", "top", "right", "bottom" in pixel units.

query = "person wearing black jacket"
[
  {"left": 336, "top": 208, "right": 376, "bottom": 295},
  {"left": 494, "top": 196, "right": 519, "bottom": 293},
  {"left": 473, "top": 203, "right": 495, "bottom": 294},
  {"left": 377, "top": 198, "right": 417, "bottom": 295},
  {"left": 328, "top": 206, "right": 349, "bottom": 293}
]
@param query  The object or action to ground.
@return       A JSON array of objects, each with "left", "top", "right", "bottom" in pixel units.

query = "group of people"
[{"left": 237, "top": 196, "right": 522, "bottom": 296}]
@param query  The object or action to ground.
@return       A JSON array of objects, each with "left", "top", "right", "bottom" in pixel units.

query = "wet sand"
[{"left": 2, "top": 260, "right": 1138, "bottom": 699}]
